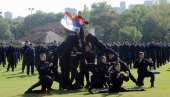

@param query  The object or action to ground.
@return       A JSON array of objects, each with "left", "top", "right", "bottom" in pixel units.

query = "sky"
[{"left": 0, "top": 0, "right": 144, "bottom": 18}]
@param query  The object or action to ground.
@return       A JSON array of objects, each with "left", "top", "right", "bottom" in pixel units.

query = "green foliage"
[
  {"left": 83, "top": 5, "right": 90, "bottom": 29},
  {"left": 89, "top": 2, "right": 170, "bottom": 42},
  {"left": 9, "top": 12, "right": 64, "bottom": 40},
  {"left": 119, "top": 26, "right": 142, "bottom": 41},
  {"left": 1, "top": 1, "right": 170, "bottom": 42},
  {"left": 0, "top": 18, "right": 13, "bottom": 40},
  {"left": 90, "top": 1, "right": 119, "bottom": 42}
]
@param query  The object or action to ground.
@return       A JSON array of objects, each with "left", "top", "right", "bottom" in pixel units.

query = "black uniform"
[
  {"left": 81, "top": 51, "right": 96, "bottom": 87},
  {"left": 78, "top": 16, "right": 89, "bottom": 48},
  {"left": 52, "top": 33, "right": 81, "bottom": 90},
  {"left": 25, "top": 61, "right": 53, "bottom": 94},
  {"left": 109, "top": 71, "right": 129, "bottom": 93},
  {"left": 0, "top": 45, "right": 7, "bottom": 67},
  {"left": 134, "top": 59, "right": 155, "bottom": 87},
  {"left": 22, "top": 44, "right": 29, "bottom": 73},
  {"left": 69, "top": 51, "right": 81, "bottom": 85},
  {"left": 25, "top": 46, "right": 35, "bottom": 75},
  {"left": 6, "top": 45, "right": 15, "bottom": 72}
]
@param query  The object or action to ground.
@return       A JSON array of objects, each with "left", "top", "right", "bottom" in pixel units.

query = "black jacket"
[
  {"left": 52, "top": 33, "right": 80, "bottom": 57},
  {"left": 37, "top": 61, "right": 51, "bottom": 78},
  {"left": 85, "top": 34, "right": 107, "bottom": 52},
  {"left": 134, "top": 59, "right": 153, "bottom": 74}
]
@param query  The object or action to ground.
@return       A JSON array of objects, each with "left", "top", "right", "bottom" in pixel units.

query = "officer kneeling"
[
  {"left": 25, "top": 53, "right": 53, "bottom": 94},
  {"left": 108, "top": 63, "right": 129, "bottom": 93},
  {"left": 134, "top": 52, "right": 155, "bottom": 87}
]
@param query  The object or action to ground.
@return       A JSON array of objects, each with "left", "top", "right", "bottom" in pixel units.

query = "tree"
[
  {"left": 55, "top": 12, "right": 64, "bottom": 22},
  {"left": 90, "top": 1, "right": 119, "bottom": 42},
  {"left": 117, "top": 4, "right": 170, "bottom": 42},
  {"left": 83, "top": 4, "right": 90, "bottom": 29},
  {"left": 118, "top": 26, "right": 142, "bottom": 41},
  {"left": 0, "top": 18, "right": 13, "bottom": 40},
  {"left": 17, "top": 12, "right": 64, "bottom": 38}
]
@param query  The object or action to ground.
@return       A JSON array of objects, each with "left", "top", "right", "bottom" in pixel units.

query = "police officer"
[
  {"left": 134, "top": 52, "right": 155, "bottom": 87},
  {"left": 77, "top": 11, "right": 89, "bottom": 48},
  {"left": 25, "top": 44, "right": 35, "bottom": 75},
  {"left": 52, "top": 27, "right": 81, "bottom": 90},
  {"left": 22, "top": 41, "right": 29, "bottom": 73},
  {"left": 108, "top": 63, "right": 129, "bottom": 93},
  {"left": 82, "top": 43, "right": 96, "bottom": 88},
  {"left": 78, "top": 29, "right": 111, "bottom": 87},
  {"left": 6, "top": 42, "right": 15, "bottom": 72},
  {"left": 84, "top": 29, "right": 108, "bottom": 52},
  {"left": 69, "top": 47, "right": 81, "bottom": 85},
  {"left": 25, "top": 53, "right": 53, "bottom": 94},
  {"left": 106, "top": 49, "right": 137, "bottom": 85}
]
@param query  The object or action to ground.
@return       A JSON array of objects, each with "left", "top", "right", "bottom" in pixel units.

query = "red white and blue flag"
[{"left": 61, "top": 12, "right": 84, "bottom": 31}]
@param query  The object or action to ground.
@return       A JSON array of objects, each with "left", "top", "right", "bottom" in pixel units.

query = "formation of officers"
[
  {"left": 1, "top": 29, "right": 170, "bottom": 93},
  {"left": 0, "top": 11, "right": 170, "bottom": 94}
]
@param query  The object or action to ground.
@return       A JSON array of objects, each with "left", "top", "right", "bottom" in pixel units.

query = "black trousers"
[
  {"left": 70, "top": 62, "right": 79, "bottom": 84},
  {"left": 137, "top": 72, "right": 155, "bottom": 86},
  {"left": 59, "top": 56, "right": 71, "bottom": 89},
  {"left": 129, "top": 72, "right": 137, "bottom": 84},
  {"left": 28, "top": 76, "right": 53, "bottom": 93},
  {"left": 22, "top": 56, "right": 26, "bottom": 72},
  {"left": 79, "top": 63, "right": 97, "bottom": 86},
  {"left": 51, "top": 57, "right": 59, "bottom": 76},
  {"left": 26, "top": 62, "right": 34, "bottom": 75},
  {"left": 1, "top": 55, "right": 6, "bottom": 67},
  {"left": 7, "top": 58, "right": 15, "bottom": 72}
]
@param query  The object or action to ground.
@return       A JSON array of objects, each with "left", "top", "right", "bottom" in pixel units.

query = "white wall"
[{"left": 45, "top": 31, "right": 64, "bottom": 43}]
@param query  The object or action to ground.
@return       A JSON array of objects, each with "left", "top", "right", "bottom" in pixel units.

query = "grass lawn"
[{"left": 0, "top": 61, "right": 170, "bottom": 97}]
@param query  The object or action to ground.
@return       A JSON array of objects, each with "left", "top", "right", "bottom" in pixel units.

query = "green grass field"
[{"left": 1, "top": 61, "right": 170, "bottom": 97}]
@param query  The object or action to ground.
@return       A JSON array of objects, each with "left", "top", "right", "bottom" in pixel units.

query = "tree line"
[{"left": 0, "top": 1, "right": 170, "bottom": 42}]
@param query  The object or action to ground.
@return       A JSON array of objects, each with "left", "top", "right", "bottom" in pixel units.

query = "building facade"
[{"left": 4, "top": 11, "right": 12, "bottom": 19}]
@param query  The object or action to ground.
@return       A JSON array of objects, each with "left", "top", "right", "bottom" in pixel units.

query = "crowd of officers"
[
  {"left": 1, "top": 11, "right": 170, "bottom": 94},
  {"left": 106, "top": 40, "right": 170, "bottom": 69},
  {"left": 0, "top": 29, "right": 170, "bottom": 93},
  {"left": 1, "top": 40, "right": 169, "bottom": 73}
]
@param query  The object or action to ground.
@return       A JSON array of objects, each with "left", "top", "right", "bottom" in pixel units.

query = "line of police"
[
  {"left": 106, "top": 40, "right": 170, "bottom": 69},
  {"left": 1, "top": 11, "right": 169, "bottom": 94},
  {"left": 1, "top": 31, "right": 169, "bottom": 93}
]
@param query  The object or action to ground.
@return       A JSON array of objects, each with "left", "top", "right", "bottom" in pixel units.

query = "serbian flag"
[{"left": 61, "top": 12, "right": 84, "bottom": 31}]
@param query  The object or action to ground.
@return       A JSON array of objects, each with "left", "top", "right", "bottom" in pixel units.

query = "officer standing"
[
  {"left": 25, "top": 44, "right": 35, "bottom": 75},
  {"left": 77, "top": 11, "right": 89, "bottom": 48},
  {"left": 52, "top": 27, "right": 81, "bottom": 90},
  {"left": 6, "top": 42, "right": 15, "bottom": 72},
  {"left": 22, "top": 41, "right": 29, "bottom": 73}
]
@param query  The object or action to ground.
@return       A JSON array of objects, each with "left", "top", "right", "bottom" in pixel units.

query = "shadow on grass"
[
  {"left": 15, "top": 89, "right": 83, "bottom": 97},
  {"left": 131, "top": 86, "right": 152, "bottom": 90},
  {"left": 53, "top": 89, "right": 82, "bottom": 95},
  {"left": 101, "top": 93, "right": 123, "bottom": 97},
  {"left": 83, "top": 91, "right": 122, "bottom": 97},
  {"left": 15, "top": 87, "right": 146, "bottom": 97},
  {"left": 164, "top": 67, "right": 170, "bottom": 71},
  {"left": 6, "top": 74, "right": 37, "bottom": 79},
  {"left": 16, "top": 94, "right": 46, "bottom": 97},
  {"left": 2, "top": 72, "right": 24, "bottom": 76}
]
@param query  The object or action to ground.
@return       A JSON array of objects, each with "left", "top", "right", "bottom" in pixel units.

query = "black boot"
[
  {"left": 24, "top": 88, "right": 32, "bottom": 94},
  {"left": 151, "top": 82, "right": 154, "bottom": 88}
]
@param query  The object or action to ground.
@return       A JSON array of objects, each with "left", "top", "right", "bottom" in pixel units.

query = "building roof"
[
  {"left": 21, "top": 22, "right": 65, "bottom": 43},
  {"left": 29, "top": 22, "right": 64, "bottom": 35},
  {"left": 21, "top": 31, "right": 47, "bottom": 42}
]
